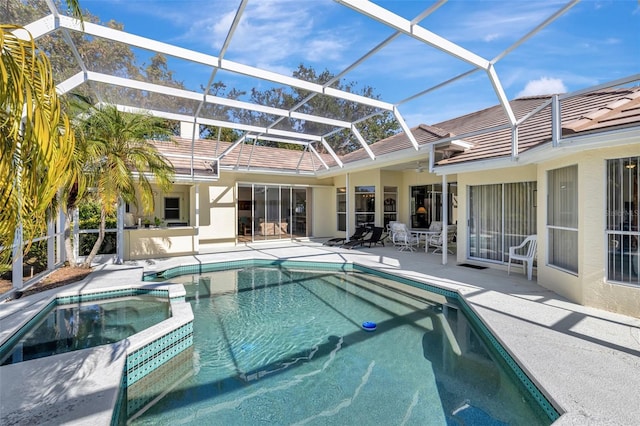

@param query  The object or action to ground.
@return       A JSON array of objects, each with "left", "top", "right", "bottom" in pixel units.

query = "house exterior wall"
[
  {"left": 312, "top": 186, "right": 334, "bottom": 238},
  {"left": 538, "top": 143, "right": 640, "bottom": 317}
]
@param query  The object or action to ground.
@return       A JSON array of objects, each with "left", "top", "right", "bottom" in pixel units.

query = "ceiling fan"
[{"left": 414, "top": 161, "right": 426, "bottom": 173}]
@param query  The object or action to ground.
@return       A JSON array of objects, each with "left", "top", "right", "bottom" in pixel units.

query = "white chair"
[
  {"left": 391, "top": 223, "right": 420, "bottom": 252},
  {"left": 427, "top": 225, "right": 456, "bottom": 254},
  {"left": 508, "top": 235, "right": 537, "bottom": 280}
]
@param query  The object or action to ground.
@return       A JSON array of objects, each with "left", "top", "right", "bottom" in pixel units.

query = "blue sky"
[{"left": 79, "top": 0, "right": 640, "bottom": 127}]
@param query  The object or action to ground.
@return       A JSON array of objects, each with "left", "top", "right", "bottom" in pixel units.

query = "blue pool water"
[
  {"left": 1, "top": 295, "right": 170, "bottom": 365},
  {"left": 129, "top": 267, "right": 553, "bottom": 425}
]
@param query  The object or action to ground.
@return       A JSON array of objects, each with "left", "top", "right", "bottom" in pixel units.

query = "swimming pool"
[
  {"left": 1, "top": 295, "right": 170, "bottom": 365},
  {"left": 129, "top": 265, "right": 556, "bottom": 425}
]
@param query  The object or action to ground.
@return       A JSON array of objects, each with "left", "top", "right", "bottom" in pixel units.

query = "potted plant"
[
  {"left": 154, "top": 216, "right": 163, "bottom": 227},
  {"left": 143, "top": 218, "right": 151, "bottom": 228}
]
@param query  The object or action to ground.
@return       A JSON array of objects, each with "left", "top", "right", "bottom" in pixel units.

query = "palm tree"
[
  {"left": 0, "top": 2, "right": 83, "bottom": 273},
  {"left": 75, "top": 104, "right": 175, "bottom": 268},
  {"left": 0, "top": 25, "right": 75, "bottom": 271}
]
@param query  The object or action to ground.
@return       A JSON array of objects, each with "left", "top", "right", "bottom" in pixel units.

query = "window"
[
  {"left": 468, "top": 182, "right": 536, "bottom": 262},
  {"left": 606, "top": 157, "right": 639, "bottom": 285},
  {"left": 164, "top": 197, "right": 180, "bottom": 220},
  {"left": 383, "top": 186, "right": 397, "bottom": 227},
  {"left": 337, "top": 187, "right": 346, "bottom": 231},
  {"left": 410, "top": 183, "right": 457, "bottom": 229},
  {"left": 354, "top": 186, "right": 375, "bottom": 228},
  {"left": 547, "top": 165, "right": 578, "bottom": 274}
]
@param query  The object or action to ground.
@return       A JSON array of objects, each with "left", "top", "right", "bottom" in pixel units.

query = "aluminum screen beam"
[
  {"left": 321, "top": 137, "right": 344, "bottom": 168},
  {"left": 393, "top": 107, "right": 419, "bottom": 150},
  {"left": 55, "top": 15, "right": 394, "bottom": 113},
  {"left": 308, "top": 143, "right": 330, "bottom": 170},
  {"left": 337, "top": 0, "right": 518, "bottom": 126},
  {"left": 351, "top": 126, "right": 375, "bottom": 160},
  {"left": 112, "top": 105, "right": 322, "bottom": 142},
  {"left": 80, "top": 72, "right": 352, "bottom": 131},
  {"left": 337, "top": 0, "right": 489, "bottom": 70}
]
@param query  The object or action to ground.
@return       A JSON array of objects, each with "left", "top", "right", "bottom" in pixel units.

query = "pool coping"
[
  {"left": 2, "top": 243, "right": 639, "bottom": 425},
  {"left": 146, "top": 257, "right": 561, "bottom": 423},
  {"left": 0, "top": 269, "right": 193, "bottom": 426}
]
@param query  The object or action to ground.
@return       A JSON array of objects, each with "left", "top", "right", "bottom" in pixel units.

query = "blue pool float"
[{"left": 362, "top": 321, "right": 377, "bottom": 331}]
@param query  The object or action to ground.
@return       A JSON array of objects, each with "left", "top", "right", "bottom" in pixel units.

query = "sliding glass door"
[
  {"left": 238, "top": 184, "right": 308, "bottom": 242},
  {"left": 468, "top": 182, "right": 537, "bottom": 263}
]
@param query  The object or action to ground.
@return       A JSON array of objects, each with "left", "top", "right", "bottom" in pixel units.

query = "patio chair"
[
  {"left": 323, "top": 226, "right": 369, "bottom": 246},
  {"left": 342, "top": 227, "right": 385, "bottom": 249},
  {"left": 391, "top": 223, "right": 420, "bottom": 252},
  {"left": 427, "top": 225, "right": 457, "bottom": 254},
  {"left": 507, "top": 235, "right": 537, "bottom": 280}
]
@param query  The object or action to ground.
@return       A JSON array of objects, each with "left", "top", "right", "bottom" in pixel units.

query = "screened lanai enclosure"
[{"left": 3, "top": 0, "right": 639, "bottom": 297}]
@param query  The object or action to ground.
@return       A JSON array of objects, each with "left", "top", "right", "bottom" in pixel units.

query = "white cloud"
[{"left": 516, "top": 77, "right": 567, "bottom": 97}]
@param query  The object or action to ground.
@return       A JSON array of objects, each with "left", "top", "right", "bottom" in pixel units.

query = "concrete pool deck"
[{"left": 1, "top": 240, "right": 639, "bottom": 425}]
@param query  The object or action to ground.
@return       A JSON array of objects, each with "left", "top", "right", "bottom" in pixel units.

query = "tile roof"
[
  {"left": 435, "top": 87, "right": 640, "bottom": 165},
  {"left": 152, "top": 137, "right": 332, "bottom": 177},
  {"left": 151, "top": 86, "right": 640, "bottom": 177}
]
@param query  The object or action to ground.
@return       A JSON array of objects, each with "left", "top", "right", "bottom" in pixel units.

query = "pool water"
[
  {"left": 129, "top": 267, "right": 552, "bottom": 425},
  {"left": 1, "top": 295, "right": 170, "bottom": 365}
]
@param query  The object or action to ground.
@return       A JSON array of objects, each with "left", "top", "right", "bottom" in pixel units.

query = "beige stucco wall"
[
  {"left": 312, "top": 186, "right": 335, "bottom": 238},
  {"left": 538, "top": 144, "right": 640, "bottom": 317},
  {"left": 124, "top": 227, "right": 197, "bottom": 260}
]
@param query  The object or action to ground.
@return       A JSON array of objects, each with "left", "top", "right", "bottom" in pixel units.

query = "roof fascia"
[
  {"left": 431, "top": 126, "right": 640, "bottom": 175},
  {"left": 316, "top": 146, "right": 430, "bottom": 178}
]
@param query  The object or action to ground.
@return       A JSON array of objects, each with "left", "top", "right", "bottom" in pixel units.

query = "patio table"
[{"left": 410, "top": 229, "right": 440, "bottom": 252}]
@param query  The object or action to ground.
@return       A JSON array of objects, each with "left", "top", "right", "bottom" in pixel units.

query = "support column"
[
  {"left": 47, "top": 211, "right": 55, "bottom": 270},
  {"left": 194, "top": 183, "right": 200, "bottom": 253},
  {"left": 346, "top": 173, "right": 351, "bottom": 241},
  {"left": 442, "top": 174, "right": 449, "bottom": 265},
  {"left": 12, "top": 224, "right": 23, "bottom": 290},
  {"left": 115, "top": 198, "right": 124, "bottom": 264},
  {"left": 73, "top": 208, "right": 79, "bottom": 262},
  {"left": 57, "top": 205, "right": 66, "bottom": 265}
]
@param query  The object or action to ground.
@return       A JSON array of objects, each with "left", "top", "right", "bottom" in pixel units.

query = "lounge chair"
[
  {"left": 342, "top": 227, "right": 385, "bottom": 249},
  {"left": 323, "top": 226, "right": 369, "bottom": 246}
]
